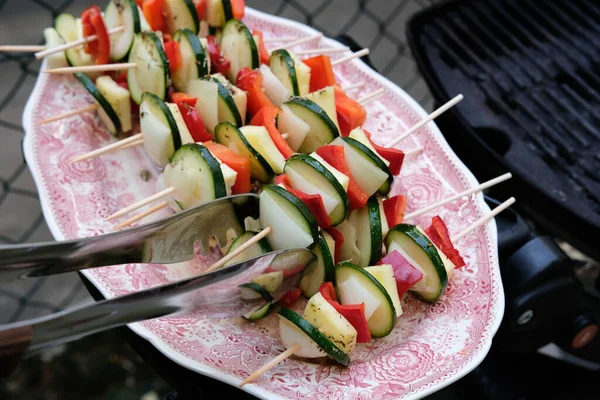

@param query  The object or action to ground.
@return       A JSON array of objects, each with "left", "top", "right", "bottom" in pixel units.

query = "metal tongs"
[{"left": 0, "top": 194, "right": 317, "bottom": 379}]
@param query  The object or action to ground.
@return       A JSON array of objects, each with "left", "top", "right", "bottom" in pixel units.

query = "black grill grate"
[{"left": 408, "top": 0, "right": 600, "bottom": 260}]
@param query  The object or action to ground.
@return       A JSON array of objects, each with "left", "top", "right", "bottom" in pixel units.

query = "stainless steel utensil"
[
  {"left": 0, "top": 248, "right": 316, "bottom": 379},
  {"left": 0, "top": 194, "right": 260, "bottom": 282}
]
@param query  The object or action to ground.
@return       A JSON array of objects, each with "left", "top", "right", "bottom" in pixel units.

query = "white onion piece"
[
  {"left": 260, "top": 64, "right": 290, "bottom": 106},
  {"left": 277, "top": 104, "right": 310, "bottom": 151},
  {"left": 338, "top": 276, "right": 381, "bottom": 320},
  {"left": 278, "top": 316, "right": 326, "bottom": 358}
]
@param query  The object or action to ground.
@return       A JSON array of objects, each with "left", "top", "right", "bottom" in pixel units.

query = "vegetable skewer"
[{"left": 239, "top": 198, "right": 516, "bottom": 386}]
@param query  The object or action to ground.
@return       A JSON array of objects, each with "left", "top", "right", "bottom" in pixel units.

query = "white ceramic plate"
[{"left": 22, "top": 7, "right": 504, "bottom": 399}]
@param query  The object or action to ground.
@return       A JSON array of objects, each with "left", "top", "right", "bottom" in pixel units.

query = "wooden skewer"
[
  {"left": 331, "top": 48, "right": 370, "bottom": 66},
  {"left": 295, "top": 46, "right": 350, "bottom": 56},
  {"left": 0, "top": 45, "right": 46, "bottom": 52},
  {"left": 240, "top": 344, "right": 301, "bottom": 387},
  {"left": 342, "top": 82, "right": 365, "bottom": 92},
  {"left": 278, "top": 34, "right": 323, "bottom": 50},
  {"left": 118, "top": 139, "right": 144, "bottom": 150},
  {"left": 451, "top": 197, "right": 516, "bottom": 242},
  {"left": 44, "top": 62, "right": 137, "bottom": 74},
  {"left": 357, "top": 88, "right": 384, "bottom": 105},
  {"left": 112, "top": 200, "right": 170, "bottom": 231},
  {"left": 68, "top": 133, "right": 142, "bottom": 164},
  {"left": 263, "top": 36, "right": 298, "bottom": 44},
  {"left": 204, "top": 227, "right": 273, "bottom": 274},
  {"left": 404, "top": 145, "right": 424, "bottom": 156},
  {"left": 38, "top": 103, "right": 99, "bottom": 125},
  {"left": 35, "top": 26, "right": 125, "bottom": 59},
  {"left": 404, "top": 172, "right": 513, "bottom": 220},
  {"left": 384, "top": 94, "right": 464, "bottom": 148},
  {"left": 105, "top": 186, "right": 175, "bottom": 221}
]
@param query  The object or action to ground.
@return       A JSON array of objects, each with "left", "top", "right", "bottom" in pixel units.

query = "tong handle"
[{"left": 0, "top": 325, "right": 32, "bottom": 380}]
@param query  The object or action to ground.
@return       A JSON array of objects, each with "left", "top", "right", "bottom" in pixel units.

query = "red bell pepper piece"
[
  {"left": 378, "top": 251, "right": 423, "bottom": 298},
  {"left": 249, "top": 106, "right": 294, "bottom": 159},
  {"left": 231, "top": 0, "right": 245, "bottom": 19},
  {"left": 303, "top": 55, "right": 336, "bottom": 92},
  {"left": 207, "top": 36, "right": 231, "bottom": 75},
  {"left": 280, "top": 183, "right": 331, "bottom": 229},
  {"left": 362, "top": 129, "right": 405, "bottom": 175},
  {"left": 324, "top": 227, "right": 344, "bottom": 265},
  {"left": 81, "top": 6, "right": 110, "bottom": 65},
  {"left": 383, "top": 195, "right": 407, "bottom": 227},
  {"left": 203, "top": 141, "right": 252, "bottom": 194},
  {"left": 425, "top": 216, "right": 466, "bottom": 268},
  {"left": 318, "top": 282, "right": 371, "bottom": 343},
  {"left": 252, "top": 29, "right": 270, "bottom": 65},
  {"left": 175, "top": 103, "right": 212, "bottom": 142},
  {"left": 278, "top": 288, "right": 302, "bottom": 307},
  {"left": 316, "top": 145, "right": 369, "bottom": 211},
  {"left": 164, "top": 41, "right": 183, "bottom": 75},
  {"left": 274, "top": 174, "right": 291, "bottom": 186},
  {"left": 170, "top": 92, "right": 198, "bottom": 107},
  {"left": 236, "top": 67, "right": 275, "bottom": 119},
  {"left": 193, "top": 0, "right": 206, "bottom": 20},
  {"left": 334, "top": 86, "right": 366, "bottom": 137},
  {"left": 141, "top": 0, "right": 166, "bottom": 32}
]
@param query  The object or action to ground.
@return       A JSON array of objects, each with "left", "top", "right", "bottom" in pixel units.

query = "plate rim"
[{"left": 21, "top": 6, "right": 505, "bottom": 399}]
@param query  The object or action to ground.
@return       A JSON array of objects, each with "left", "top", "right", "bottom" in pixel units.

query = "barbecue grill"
[{"left": 406, "top": 0, "right": 600, "bottom": 262}]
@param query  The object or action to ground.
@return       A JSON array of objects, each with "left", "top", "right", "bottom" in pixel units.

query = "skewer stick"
[
  {"left": 404, "top": 145, "right": 424, "bottom": 156},
  {"left": 68, "top": 133, "right": 143, "bottom": 164},
  {"left": 263, "top": 36, "right": 298, "bottom": 44},
  {"left": 118, "top": 139, "right": 144, "bottom": 150},
  {"left": 331, "top": 48, "right": 370, "bottom": 66},
  {"left": 295, "top": 46, "right": 349, "bottom": 56},
  {"left": 384, "top": 94, "right": 464, "bottom": 148},
  {"left": 44, "top": 62, "right": 137, "bottom": 74},
  {"left": 404, "top": 173, "right": 513, "bottom": 220},
  {"left": 38, "top": 103, "right": 99, "bottom": 125},
  {"left": 112, "top": 200, "right": 170, "bottom": 231},
  {"left": 278, "top": 33, "right": 323, "bottom": 50},
  {"left": 240, "top": 344, "right": 301, "bottom": 387},
  {"left": 342, "top": 82, "right": 365, "bottom": 92},
  {"left": 105, "top": 186, "right": 176, "bottom": 221},
  {"left": 451, "top": 197, "right": 516, "bottom": 242},
  {"left": 357, "top": 88, "right": 384, "bottom": 105},
  {"left": 0, "top": 45, "right": 46, "bottom": 52},
  {"left": 204, "top": 227, "right": 273, "bottom": 274},
  {"left": 35, "top": 26, "right": 125, "bottom": 59}
]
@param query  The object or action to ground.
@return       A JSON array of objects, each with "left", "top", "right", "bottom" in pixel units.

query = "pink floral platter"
[{"left": 21, "top": 7, "right": 504, "bottom": 400}]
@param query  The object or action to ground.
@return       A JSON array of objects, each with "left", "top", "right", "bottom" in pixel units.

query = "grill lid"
[{"left": 407, "top": 0, "right": 600, "bottom": 260}]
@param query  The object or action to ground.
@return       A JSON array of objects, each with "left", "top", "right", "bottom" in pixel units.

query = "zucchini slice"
[
  {"left": 343, "top": 137, "right": 393, "bottom": 195},
  {"left": 335, "top": 219, "right": 361, "bottom": 265},
  {"left": 140, "top": 92, "right": 181, "bottom": 166},
  {"left": 269, "top": 49, "right": 300, "bottom": 96},
  {"left": 352, "top": 195, "right": 383, "bottom": 267},
  {"left": 205, "top": 0, "right": 234, "bottom": 27},
  {"left": 214, "top": 122, "right": 274, "bottom": 183},
  {"left": 96, "top": 76, "right": 132, "bottom": 133},
  {"left": 276, "top": 104, "right": 309, "bottom": 151},
  {"left": 300, "top": 231, "right": 335, "bottom": 297},
  {"left": 349, "top": 128, "right": 390, "bottom": 167},
  {"left": 244, "top": 302, "right": 272, "bottom": 321},
  {"left": 239, "top": 282, "right": 274, "bottom": 302},
  {"left": 210, "top": 73, "right": 247, "bottom": 125},
  {"left": 220, "top": 19, "right": 259, "bottom": 82},
  {"left": 55, "top": 13, "right": 93, "bottom": 67},
  {"left": 172, "top": 29, "right": 210, "bottom": 92},
  {"left": 202, "top": 76, "right": 243, "bottom": 127},
  {"left": 74, "top": 73, "right": 121, "bottom": 135},
  {"left": 104, "top": 0, "right": 141, "bottom": 61},
  {"left": 330, "top": 137, "right": 391, "bottom": 197},
  {"left": 335, "top": 262, "right": 397, "bottom": 338},
  {"left": 251, "top": 271, "right": 284, "bottom": 293},
  {"left": 284, "top": 97, "right": 339, "bottom": 153},
  {"left": 186, "top": 79, "right": 219, "bottom": 133},
  {"left": 163, "top": 143, "right": 227, "bottom": 210},
  {"left": 277, "top": 307, "right": 351, "bottom": 366},
  {"left": 127, "top": 32, "right": 169, "bottom": 104},
  {"left": 285, "top": 154, "right": 349, "bottom": 225},
  {"left": 385, "top": 224, "right": 449, "bottom": 303},
  {"left": 224, "top": 231, "right": 272, "bottom": 267},
  {"left": 260, "top": 64, "right": 291, "bottom": 106},
  {"left": 306, "top": 86, "right": 340, "bottom": 133},
  {"left": 240, "top": 126, "right": 285, "bottom": 174},
  {"left": 304, "top": 292, "right": 357, "bottom": 353},
  {"left": 259, "top": 184, "right": 319, "bottom": 251},
  {"left": 42, "top": 28, "right": 67, "bottom": 69},
  {"left": 163, "top": 0, "right": 200, "bottom": 34},
  {"left": 309, "top": 152, "right": 350, "bottom": 191}
]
